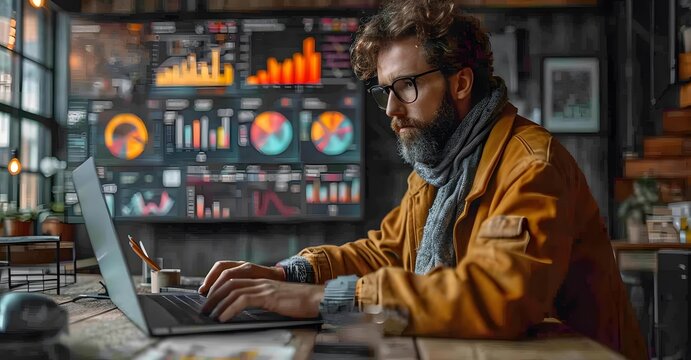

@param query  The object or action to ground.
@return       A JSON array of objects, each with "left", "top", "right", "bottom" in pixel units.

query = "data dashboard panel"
[{"left": 66, "top": 16, "right": 364, "bottom": 222}]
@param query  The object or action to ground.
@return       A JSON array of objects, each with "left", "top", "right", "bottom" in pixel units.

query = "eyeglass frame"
[{"left": 367, "top": 68, "right": 442, "bottom": 110}]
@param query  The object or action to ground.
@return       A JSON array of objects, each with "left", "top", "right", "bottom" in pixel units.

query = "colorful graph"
[
  {"left": 194, "top": 194, "right": 233, "bottom": 219},
  {"left": 104, "top": 113, "right": 148, "bottom": 160},
  {"left": 306, "top": 179, "right": 360, "bottom": 204},
  {"left": 121, "top": 191, "right": 175, "bottom": 216},
  {"left": 253, "top": 191, "right": 300, "bottom": 216},
  {"left": 311, "top": 111, "right": 354, "bottom": 155},
  {"left": 175, "top": 115, "right": 231, "bottom": 151},
  {"left": 246, "top": 37, "right": 321, "bottom": 85},
  {"left": 156, "top": 48, "right": 234, "bottom": 87},
  {"left": 250, "top": 111, "right": 293, "bottom": 156}
]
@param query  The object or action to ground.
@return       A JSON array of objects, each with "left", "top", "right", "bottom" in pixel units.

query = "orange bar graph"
[
  {"left": 193, "top": 119, "right": 200, "bottom": 150},
  {"left": 246, "top": 37, "right": 321, "bottom": 85},
  {"left": 156, "top": 48, "right": 234, "bottom": 87},
  {"left": 268, "top": 57, "right": 280, "bottom": 83},
  {"left": 258, "top": 70, "right": 268, "bottom": 84},
  {"left": 282, "top": 59, "right": 293, "bottom": 84},
  {"left": 309, "top": 52, "right": 321, "bottom": 84},
  {"left": 294, "top": 53, "right": 305, "bottom": 84},
  {"left": 303, "top": 37, "right": 315, "bottom": 58}
]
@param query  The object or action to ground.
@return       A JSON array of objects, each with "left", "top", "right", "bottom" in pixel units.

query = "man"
[{"left": 199, "top": 0, "right": 646, "bottom": 358}]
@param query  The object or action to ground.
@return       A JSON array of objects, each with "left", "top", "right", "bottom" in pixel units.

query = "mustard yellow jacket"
[{"left": 299, "top": 104, "right": 647, "bottom": 360}]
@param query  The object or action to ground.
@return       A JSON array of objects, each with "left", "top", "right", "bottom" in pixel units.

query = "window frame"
[{"left": 0, "top": 0, "right": 57, "bottom": 212}]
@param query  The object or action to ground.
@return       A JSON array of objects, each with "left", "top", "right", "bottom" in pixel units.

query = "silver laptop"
[{"left": 72, "top": 157, "right": 322, "bottom": 336}]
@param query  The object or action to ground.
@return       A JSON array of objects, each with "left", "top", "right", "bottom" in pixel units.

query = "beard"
[{"left": 395, "top": 93, "right": 460, "bottom": 166}]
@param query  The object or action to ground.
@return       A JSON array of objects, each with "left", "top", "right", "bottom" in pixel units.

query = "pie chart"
[
  {"left": 250, "top": 111, "right": 293, "bottom": 156},
  {"left": 104, "top": 113, "right": 148, "bottom": 160},
  {"left": 311, "top": 111, "right": 354, "bottom": 155}
]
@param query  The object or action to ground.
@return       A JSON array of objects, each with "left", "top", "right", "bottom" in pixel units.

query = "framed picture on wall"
[{"left": 541, "top": 57, "right": 600, "bottom": 133}]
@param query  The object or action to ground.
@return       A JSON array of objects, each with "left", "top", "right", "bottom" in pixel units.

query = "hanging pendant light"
[{"left": 8, "top": 149, "right": 21, "bottom": 176}]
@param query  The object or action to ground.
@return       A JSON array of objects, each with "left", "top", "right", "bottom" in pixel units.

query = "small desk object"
[{"left": 0, "top": 235, "right": 62, "bottom": 294}]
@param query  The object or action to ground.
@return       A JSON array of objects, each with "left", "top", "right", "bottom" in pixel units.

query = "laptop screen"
[{"left": 72, "top": 157, "right": 148, "bottom": 333}]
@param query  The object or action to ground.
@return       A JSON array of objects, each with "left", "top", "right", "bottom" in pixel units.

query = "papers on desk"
[{"left": 135, "top": 329, "right": 294, "bottom": 360}]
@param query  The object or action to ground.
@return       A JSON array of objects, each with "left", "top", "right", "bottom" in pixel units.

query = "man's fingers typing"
[
  {"left": 202, "top": 278, "right": 258, "bottom": 314},
  {"left": 198, "top": 261, "right": 243, "bottom": 295},
  {"left": 210, "top": 283, "right": 269, "bottom": 319},
  {"left": 217, "top": 292, "right": 271, "bottom": 323}
]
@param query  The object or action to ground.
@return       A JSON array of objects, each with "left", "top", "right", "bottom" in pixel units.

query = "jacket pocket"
[{"left": 476, "top": 215, "right": 530, "bottom": 253}]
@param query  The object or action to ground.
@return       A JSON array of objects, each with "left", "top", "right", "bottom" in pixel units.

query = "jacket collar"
[
  {"left": 465, "top": 102, "right": 518, "bottom": 202},
  {"left": 407, "top": 103, "right": 518, "bottom": 198}
]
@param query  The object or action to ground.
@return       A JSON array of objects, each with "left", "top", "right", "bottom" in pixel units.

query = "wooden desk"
[{"left": 50, "top": 274, "right": 625, "bottom": 359}]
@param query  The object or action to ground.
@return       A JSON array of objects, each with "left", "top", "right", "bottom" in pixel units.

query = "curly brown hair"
[{"left": 350, "top": 0, "right": 494, "bottom": 101}]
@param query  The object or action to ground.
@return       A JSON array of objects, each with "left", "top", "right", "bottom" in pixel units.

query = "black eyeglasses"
[{"left": 368, "top": 68, "right": 441, "bottom": 110}]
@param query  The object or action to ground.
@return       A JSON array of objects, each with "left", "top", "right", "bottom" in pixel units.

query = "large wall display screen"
[{"left": 66, "top": 17, "right": 363, "bottom": 222}]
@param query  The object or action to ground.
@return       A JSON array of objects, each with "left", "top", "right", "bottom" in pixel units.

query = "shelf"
[{"left": 611, "top": 241, "right": 691, "bottom": 251}]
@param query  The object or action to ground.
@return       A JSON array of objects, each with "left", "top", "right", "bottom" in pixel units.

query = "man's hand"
[
  {"left": 201, "top": 279, "right": 325, "bottom": 322},
  {"left": 198, "top": 261, "right": 286, "bottom": 296}
]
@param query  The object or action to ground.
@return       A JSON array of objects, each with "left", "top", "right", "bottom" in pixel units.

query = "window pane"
[
  {"left": 22, "top": 60, "right": 52, "bottom": 116},
  {"left": 19, "top": 172, "right": 38, "bottom": 211},
  {"left": 0, "top": 47, "right": 17, "bottom": 105},
  {"left": 0, "top": 0, "right": 18, "bottom": 50},
  {"left": 0, "top": 111, "right": 8, "bottom": 148},
  {"left": 20, "top": 118, "right": 49, "bottom": 173},
  {"left": 0, "top": 170, "right": 8, "bottom": 205},
  {"left": 23, "top": 2, "right": 51, "bottom": 65},
  {"left": 0, "top": 113, "right": 14, "bottom": 165}
]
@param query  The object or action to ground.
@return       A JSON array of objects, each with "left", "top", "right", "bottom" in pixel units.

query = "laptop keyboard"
[{"left": 150, "top": 294, "right": 296, "bottom": 324}]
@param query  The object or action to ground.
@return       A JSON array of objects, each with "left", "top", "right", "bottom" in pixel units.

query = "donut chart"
[
  {"left": 104, "top": 113, "right": 148, "bottom": 160},
  {"left": 250, "top": 111, "right": 293, "bottom": 156},
  {"left": 311, "top": 111, "right": 354, "bottom": 156}
]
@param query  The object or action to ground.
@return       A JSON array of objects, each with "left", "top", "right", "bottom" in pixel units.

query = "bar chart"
[
  {"left": 304, "top": 164, "right": 361, "bottom": 218},
  {"left": 193, "top": 194, "right": 233, "bottom": 219},
  {"left": 174, "top": 114, "right": 231, "bottom": 152},
  {"left": 305, "top": 178, "right": 360, "bottom": 204},
  {"left": 246, "top": 37, "right": 321, "bottom": 85},
  {"left": 155, "top": 48, "right": 234, "bottom": 87},
  {"left": 186, "top": 175, "right": 243, "bottom": 220}
]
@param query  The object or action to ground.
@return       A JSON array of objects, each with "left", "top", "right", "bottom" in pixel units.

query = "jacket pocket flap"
[{"left": 478, "top": 215, "right": 527, "bottom": 238}]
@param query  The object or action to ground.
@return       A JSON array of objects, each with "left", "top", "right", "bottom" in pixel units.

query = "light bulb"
[
  {"left": 29, "top": 0, "right": 43, "bottom": 8},
  {"left": 8, "top": 156, "right": 21, "bottom": 175}
]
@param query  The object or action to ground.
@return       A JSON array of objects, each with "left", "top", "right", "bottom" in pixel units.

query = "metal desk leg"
[
  {"left": 72, "top": 236, "right": 76, "bottom": 284},
  {"left": 7, "top": 244, "right": 10, "bottom": 289},
  {"left": 56, "top": 240, "right": 60, "bottom": 295}
]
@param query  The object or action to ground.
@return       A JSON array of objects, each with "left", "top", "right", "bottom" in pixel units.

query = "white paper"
[{"left": 135, "top": 329, "right": 294, "bottom": 360}]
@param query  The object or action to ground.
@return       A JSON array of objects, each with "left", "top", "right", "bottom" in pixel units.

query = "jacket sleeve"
[
  {"left": 297, "top": 177, "right": 415, "bottom": 283},
  {"left": 356, "top": 158, "right": 575, "bottom": 339}
]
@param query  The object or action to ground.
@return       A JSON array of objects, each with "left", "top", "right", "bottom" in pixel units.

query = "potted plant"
[
  {"left": 618, "top": 178, "right": 659, "bottom": 243},
  {"left": 3, "top": 202, "right": 38, "bottom": 237}
]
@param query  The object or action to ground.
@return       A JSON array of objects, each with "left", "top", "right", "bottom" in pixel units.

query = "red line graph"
[{"left": 252, "top": 191, "right": 299, "bottom": 216}]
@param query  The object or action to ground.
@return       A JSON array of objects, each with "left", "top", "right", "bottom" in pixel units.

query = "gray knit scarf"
[{"left": 414, "top": 77, "right": 508, "bottom": 275}]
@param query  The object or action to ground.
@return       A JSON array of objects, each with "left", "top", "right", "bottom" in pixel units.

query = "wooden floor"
[{"left": 44, "top": 274, "right": 625, "bottom": 359}]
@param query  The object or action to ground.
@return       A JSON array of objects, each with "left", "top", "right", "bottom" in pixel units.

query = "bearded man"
[{"left": 198, "top": 1, "right": 647, "bottom": 358}]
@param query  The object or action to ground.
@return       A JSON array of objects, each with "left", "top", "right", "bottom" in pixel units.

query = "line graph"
[
  {"left": 252, "top": 190, "right": 299, "bottom": 217},
  {"left": 121, "top": 190, "right": 175, "bottom": 216}
]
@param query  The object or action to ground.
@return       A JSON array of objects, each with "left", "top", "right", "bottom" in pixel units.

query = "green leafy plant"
[
  {"left": 3, "top": 204, "right": 18, "bottom": 220},
  {"left": 2, "top": 203, "right": 39, "bottom": 222},
  {"left": 50, "top": 202, "right": 65, "bottom": 214},
  {"left": 618, "top": 178, "right": 660, "bottom": 223}
]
